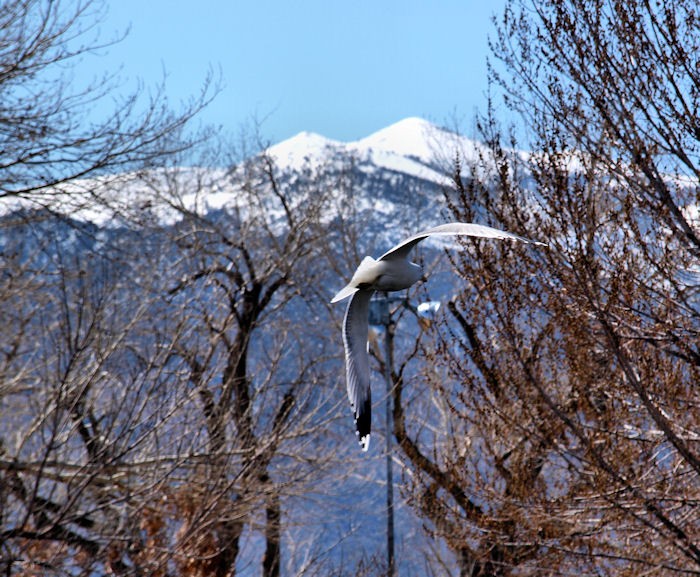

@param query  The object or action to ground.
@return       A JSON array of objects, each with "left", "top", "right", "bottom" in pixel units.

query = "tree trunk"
[{"left": 262, "top": 492, "right": 281, "bottom": 577}]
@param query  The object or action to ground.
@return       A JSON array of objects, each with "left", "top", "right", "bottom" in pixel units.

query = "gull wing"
[
  {"left": 379, "top": 222, "right": 546, "bottom": 261},
  {"left": 342, "top": 289, "right": 374, "bottom": 450}
]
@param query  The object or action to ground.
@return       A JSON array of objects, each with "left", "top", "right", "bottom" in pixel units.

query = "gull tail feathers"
[{"left": 331, "top": 284, "right": 359, "bottom": 303}]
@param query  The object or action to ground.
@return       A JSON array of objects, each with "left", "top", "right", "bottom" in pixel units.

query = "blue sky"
[{"left": 84, "top": 1, "right": 507, "bottom": 144}]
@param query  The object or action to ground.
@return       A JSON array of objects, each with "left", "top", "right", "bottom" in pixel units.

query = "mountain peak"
[
  {"left": 363, "top": 116, "right": 437, "bottom": 139},
  {"left": 351, "top": 117, "right": 456, "bottom": 167}
]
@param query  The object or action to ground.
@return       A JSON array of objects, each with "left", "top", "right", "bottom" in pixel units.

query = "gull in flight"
[{"left": 331, "top": 222, "right": 545, "bottom": 450}]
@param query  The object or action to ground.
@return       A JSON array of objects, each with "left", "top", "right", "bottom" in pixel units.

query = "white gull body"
[{"left": 331, "top": 222, "right": 545, "bottom": 450}]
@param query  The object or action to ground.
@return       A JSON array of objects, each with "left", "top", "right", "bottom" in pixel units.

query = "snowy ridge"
[
  {"left": 0, "top": 118, "right": 484, "bottom": 228},
  {"left": 267, "top": 117, "right": 480, "bottom": 185}
]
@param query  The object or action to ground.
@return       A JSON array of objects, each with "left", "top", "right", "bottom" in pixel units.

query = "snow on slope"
[
  {"left": 356, "top": 117, "right": 438, "bottom": 159},
  {"left": 352, "top": 116, "right": 471, "bottom": 169},
  {"left": 0, "top": 118, "right": 480, "bottom": 227},
  {"left": 265, "top": 131, "right": 344, "bottom": 172}
]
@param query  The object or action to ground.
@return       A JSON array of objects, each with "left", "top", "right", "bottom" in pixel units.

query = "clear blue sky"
[{"left": 85, "top": 1, "right": 507, "bottom": 144}]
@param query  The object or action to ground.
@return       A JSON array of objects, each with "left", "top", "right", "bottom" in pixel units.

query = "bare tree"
[
  {"left": 0, "top": 213, "right": 190, "bottom": 575},
  {"left": 153, "top": 147, "right": 341, "bottom": 576},
  {"left": 0, "top": 128, "right": 375, "bottom": 575},
  {"left": 390, "top": 1, "right": 700, "bottom": 575},
  {"left": 0, "top": 2, "right": 226, "bottom": 572},
  {"left": 0, "top": 0, "right": 215, "bottom": 206}
]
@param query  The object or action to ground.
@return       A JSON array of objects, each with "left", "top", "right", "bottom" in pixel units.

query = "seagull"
[{"left": 331, "top": 222, "right": 545, "bottom": 450}]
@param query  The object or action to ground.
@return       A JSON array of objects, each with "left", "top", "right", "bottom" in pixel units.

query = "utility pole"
[
  {"left": 383, "top": 305, "right": 395, "bottom": 577},
  {"left": 369, "top": 293, "right": 441, "bottom": 577},
  {"left": 370, "top": 293, "right": 396, "bottom": 577}
]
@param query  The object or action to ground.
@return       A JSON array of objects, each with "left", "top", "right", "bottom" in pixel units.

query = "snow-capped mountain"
[
  {"left": 0, "top": 117, "right": 479, "bottom": 233},
  {"left": 266, "top": 116, "right": 476, "bottom": 184}
]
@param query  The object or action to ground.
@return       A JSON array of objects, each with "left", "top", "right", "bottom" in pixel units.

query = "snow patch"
[
  {"left": 354, "top": 117, "right": 438, "bottom": 160},
  {"left": 266, "top": 131, "right": 342, "bottom": 172}
]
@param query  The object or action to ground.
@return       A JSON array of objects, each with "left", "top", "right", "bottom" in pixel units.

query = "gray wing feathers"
[
  {"left": 379, "top": 222, "right": 545, "bottom": 261},
  {"left": 343, "top": 289, "right": 373, "bottom": 450}
]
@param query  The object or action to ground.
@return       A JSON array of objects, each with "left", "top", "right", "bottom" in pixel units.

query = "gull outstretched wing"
[
  {"left": 343, "top": 289, "right": 374, "bottom": 450},
  {"left": 379, "top": 222, "right": 546, "bottom": 261}
]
